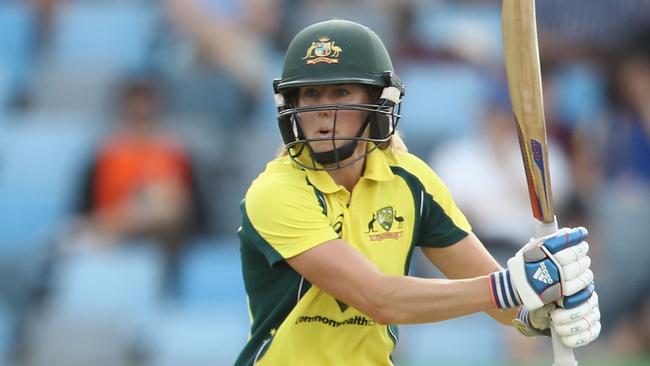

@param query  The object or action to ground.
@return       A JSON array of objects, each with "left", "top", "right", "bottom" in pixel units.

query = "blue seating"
[
  {"left": 148, "top": 307, "right": 249, "bottom": 366},
  {"left": 0, "top": 65, "right": 12, "bottom": 109},
  {"left": 398, "top": 63, "right": 489, "bottom": 158},
  {"left": 552, "top": 63, "right": 605, "bottom": 127},
  {"left": 0, "top": 2, "right": 35, "bottom": 106},
  {"left": 413, "top": 3, "right": 502, "bottom": 60},
  {"left": 0, "top": 303, "right": 14, "bottom": 366},
  {"left": 50, "top": 243, "right": 164, "bottom": 323},
  {"left": 0, "top": 114, "right": 99, "bottom": 252},
  {"left": 148, "top": 236, "right": 249, "bottom": 365},
  {"left": 395, "top": 313, "right": 506, "bottom": 365},
  {"left": 177, "top": 236, "right": 247, "bottom": 309},
  {"left": 50, "top": 2, "right": 157, "bottom": 69},
  {"left": 0, "top": 113, "right": 100, "bottom": 308},
  {"left": 25, "top": 243, "right": 164, "bottom": 366}
]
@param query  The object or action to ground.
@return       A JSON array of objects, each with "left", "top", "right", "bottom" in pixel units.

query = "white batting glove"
[
  {"left": 551, "top": 290, "right": 601, "bottom": 347},
  {"left": 489, "top": 227, "right": 593, "bottom": 310},
  {"left": 513, "top": 283, "right": 599, "bottom": 348}
]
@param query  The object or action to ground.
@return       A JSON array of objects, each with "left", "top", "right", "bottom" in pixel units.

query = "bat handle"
[
  {"left": 551, "top": 329, "right": 577, "bottom": 366},
  {"left": 533, "top": 218, "right": 578, "bottom": 366}
]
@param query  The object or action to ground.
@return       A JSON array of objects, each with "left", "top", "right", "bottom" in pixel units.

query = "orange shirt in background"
[{"left": 92, "top": 133, "right": 191, "bottom": 211}]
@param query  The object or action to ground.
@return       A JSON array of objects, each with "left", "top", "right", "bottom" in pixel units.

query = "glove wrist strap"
[{"left": 489, "top": 269, "right": 522, "bottom": 309}]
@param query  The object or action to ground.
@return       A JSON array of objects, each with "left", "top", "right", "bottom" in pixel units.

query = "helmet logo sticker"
[{"left": 303, "top": 37, "right": 342, "bottom": 65}]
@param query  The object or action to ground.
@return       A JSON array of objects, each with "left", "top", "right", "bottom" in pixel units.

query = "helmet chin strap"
[{"left": 310, "top": 119, "right": 370, "bottom": 166}]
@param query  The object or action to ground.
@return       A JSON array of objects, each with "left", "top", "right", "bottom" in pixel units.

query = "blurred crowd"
[{"left": 0, "top": 0, "right": 648, "bottom": 365}]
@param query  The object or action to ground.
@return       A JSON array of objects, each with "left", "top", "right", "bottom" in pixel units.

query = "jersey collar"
[
  {"left": 363, "top": 146, "right": 395, "bottom": 182},
  {"left": 304, "top": 145, "right": 395, "bottom": 194}
]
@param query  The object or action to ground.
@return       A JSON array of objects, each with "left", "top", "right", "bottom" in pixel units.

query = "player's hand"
[
  {"left": 513, "top": 283, "right": 600, "bottom": 349},
  {"left": 551, "top": 288, "right": 601, "bottom": 347},
  {"left": 489, "top": 227, "right": 593, "bottom": 310}
]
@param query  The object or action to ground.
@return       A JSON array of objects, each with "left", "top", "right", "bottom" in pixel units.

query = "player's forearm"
[
  {"left": 367, "top": 274, "right": 494, "bottom": 325},
  {"left": 485, "top": 307, "right": 518, "bottom": 326}
]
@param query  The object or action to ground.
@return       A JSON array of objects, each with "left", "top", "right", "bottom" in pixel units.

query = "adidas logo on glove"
[{"left": 533, "top": 262, "right": 554, "bottom": 284}]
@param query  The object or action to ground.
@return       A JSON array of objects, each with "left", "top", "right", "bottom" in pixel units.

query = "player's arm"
[
  {"left": 287, "top": 227, "right": 592, "bottom": 326},
  {"left": 286, "top": 237, "right": 494, "bottom": 325},
  {"left": 420, "top": 233, "right": 518, "bottom": 325}
]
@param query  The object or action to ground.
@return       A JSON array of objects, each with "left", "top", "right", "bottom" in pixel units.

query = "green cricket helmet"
[{"left": 273, "top": 19, "right": 405, "bottom": 170}]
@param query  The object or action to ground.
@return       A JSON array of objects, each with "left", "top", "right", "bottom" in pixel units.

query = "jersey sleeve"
[
  {"left": 394, "top": 153, "right": 472, "bottom": 248},
  {"left": 417, "top": 168, "right": 472, "bottom": 247},
  {"left": 240, "top": 175, "right": 338, "bottom": 267}
]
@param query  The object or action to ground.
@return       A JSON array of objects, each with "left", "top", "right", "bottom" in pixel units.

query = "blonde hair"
[
  {"left": 275, "top": 131, "right": 407, "bottom": 158},
  {"left": 384, "top": 130, "right": 408, "bottom": 153}
]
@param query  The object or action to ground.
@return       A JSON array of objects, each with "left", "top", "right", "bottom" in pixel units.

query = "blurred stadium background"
[{"left": 0, "top": 0, "right": 649, "bottom": 365}]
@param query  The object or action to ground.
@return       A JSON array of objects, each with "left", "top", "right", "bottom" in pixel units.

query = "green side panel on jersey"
[
  {"left": 240, "top": 199, "right": 284, "bottom": 267},
  {"left": 390, "top": 166, "right": 468, "bottom": 274},
  {"left": 389, "top": 166, "right": 422, "bottom": 276},
  {"left": 306, "top": 177, "right": 328, "bottom": 215},
  {"left": 236, "top": 200, "right": 312, "bottom": 366}
]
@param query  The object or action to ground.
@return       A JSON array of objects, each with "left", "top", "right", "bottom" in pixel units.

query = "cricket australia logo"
[
  {"left": 303, "top": 36, "right": 342, "bottom": 65},
  {"left": 366, "top": 206, "right": 404, "bottom": 241}
]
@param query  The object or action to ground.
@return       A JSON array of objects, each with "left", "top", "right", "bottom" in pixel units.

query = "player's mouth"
[{"left": 316, "top": 128, "right": 334, "bottom": 138}]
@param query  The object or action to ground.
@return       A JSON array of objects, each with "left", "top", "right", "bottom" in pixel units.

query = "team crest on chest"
[
  {"left": 303, "top": 36, "right": 342, "bottom": 64},
  {"left": 366, "top": 206, "right": 404, "bottom": 241},
  {"left": 376, "top": 207, "right": 394, "bottom": 231}
]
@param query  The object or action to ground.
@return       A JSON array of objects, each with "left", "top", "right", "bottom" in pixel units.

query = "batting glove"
[
  {"left": 489, "top": 227, "right": 593, "bottom": 310},
  {"left": 552, "top": 289, "right": 601, "bottom": 347},
  {"left": 513, "top": 283, "right": 598, "bottom": 347}
]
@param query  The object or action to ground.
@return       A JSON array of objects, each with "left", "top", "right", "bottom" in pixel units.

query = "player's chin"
[{"left": 308, "top": 139, "right": 342, "bottom": 153}]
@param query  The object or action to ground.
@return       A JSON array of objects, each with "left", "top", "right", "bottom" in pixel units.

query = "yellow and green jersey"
[{"left": 235, "top": 147, "right": 472, "bottom": 366}]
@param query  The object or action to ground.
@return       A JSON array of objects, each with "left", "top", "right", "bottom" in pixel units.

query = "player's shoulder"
[
  {"left": 245, "top": 156, "right": 311, "bottom": 203},
  {"left": 386, "top": 150, "right": 439, "bottom": 179},
  {"left": 384, "top": 150, "right": 448, "bottom": 193}
]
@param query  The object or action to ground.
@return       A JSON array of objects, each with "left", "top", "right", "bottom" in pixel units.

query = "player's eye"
[
  {"left": 302, "top": 88, "right": 319, "bottom": 99},
  {"left": 333, "top": 88, "right": 350, "bottom": 98}
]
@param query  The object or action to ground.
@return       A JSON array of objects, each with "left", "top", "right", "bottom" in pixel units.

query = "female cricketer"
[{"left": 235, "top": 19, "right": 600, "bottom": 366}]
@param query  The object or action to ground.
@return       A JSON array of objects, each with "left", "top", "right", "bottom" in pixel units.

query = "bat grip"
[
  {"left": 533, "top": 218, "right": 578, "bottom": 366},
  {"left": 551, "top": 329, "right": 577, "bottom": 366}
]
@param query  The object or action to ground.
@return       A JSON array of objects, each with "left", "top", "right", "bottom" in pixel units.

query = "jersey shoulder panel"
[
  {"left": 243, "top": 157, "right": 338, "bottom": 264},
  {"left": 388, "top": 151, "right": 472, "bottom": 243}
]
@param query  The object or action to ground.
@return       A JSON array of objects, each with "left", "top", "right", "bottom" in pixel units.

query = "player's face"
[{"left": 296, "top": 84, "right": 371, "bottom": 154}]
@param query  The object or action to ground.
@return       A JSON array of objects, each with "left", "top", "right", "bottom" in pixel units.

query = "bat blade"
[
  {"left": 502, "top": 0, "right": 554, "bottom": 225},
  {"left": 502, "top": 1, "right": 578, "bottom": 365}
]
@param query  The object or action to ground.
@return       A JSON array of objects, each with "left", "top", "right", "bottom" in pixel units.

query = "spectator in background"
[
  {"left": 601, "top": 47, "right": 650, "bottom": 185},
  {"left": 596, "top": 29, "right": 650, "bottom": 357},
  {"left": 163, "top": 0, "right": 286, "bottom": 128},
  {"left": 429, "top": 86, "right": 572, "bottom": 263},
  {"left": 428, "top": 80, "right": 579, "bottom": 365},
  {"left": 31, "top": 0, "right": 58, "bottom": 56},
  {"left": 74, "top": 75, "right": 203, "bottom": 289}
]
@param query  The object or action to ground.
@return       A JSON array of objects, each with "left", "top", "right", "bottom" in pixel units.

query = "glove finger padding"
[
  {"left": 552, "top": 292, "right": 601, "bottom": 348},
  {"left": 560, "top": 255, "right": 591, "bottom": 280},
  {"left": 536, "top": 227, "right": 588, "bottom": 256},
  {"left": 553, "top": 292, "right": 599, "bottom": 325},
  {"left": 553, "top": 307, "right": 601, "bottom": 336},
  {"left": 553, "top": 241, "right": 589, "bottom": 266},
  {"left": 557, "top": 317, "right": 601, "bottom": 348},
  {"left": 564, "top": 270, "right": 594, "bottom": 296}
]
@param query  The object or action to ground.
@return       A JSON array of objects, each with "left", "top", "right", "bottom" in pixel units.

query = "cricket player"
[{"left": 235, "top": 20, "right": 600, "bottom": 366}]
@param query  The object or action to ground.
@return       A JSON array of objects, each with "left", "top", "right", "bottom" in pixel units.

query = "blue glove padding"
[{"left": 490, "top": 227, "right": 593, "bottom": 309}]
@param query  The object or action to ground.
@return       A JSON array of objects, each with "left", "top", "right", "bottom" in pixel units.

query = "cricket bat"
[{"left": 501, "top": 0, "right": 578, "bottom": 365}]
